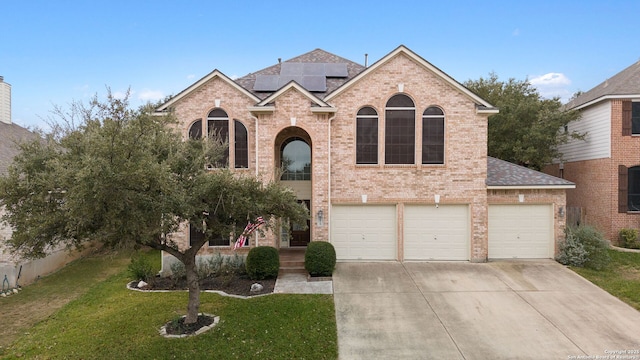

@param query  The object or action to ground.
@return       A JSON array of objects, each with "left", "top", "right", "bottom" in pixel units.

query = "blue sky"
[{"left": 2, "top": 0, "right": 639, "bottom": 129}]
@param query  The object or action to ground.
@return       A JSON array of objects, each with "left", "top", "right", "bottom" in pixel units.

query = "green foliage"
[
  {"left": 246, "top": 246, "right": 280, "bottom": 280},
  {"left": 557, "top": 226, "right": 611, "bottom": 270},
  {"left": 619, "top": 228, "right": 640, "bottom": 249},
  {"left": 127, "top": 253, "right": 155, "bottom": 281},
  {"left": 305, "top": 241, "right": 336, "bottom": 277},
  {"left": 0, "top": 90, "right": 309, "bottom": 324},
  {"left": 464, "top": 73, "right": 583, "bottom": 170}
]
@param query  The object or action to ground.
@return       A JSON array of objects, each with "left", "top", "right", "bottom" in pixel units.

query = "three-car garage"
[{"left": 330, "top": 202, "right": 556, "bottom": 261}]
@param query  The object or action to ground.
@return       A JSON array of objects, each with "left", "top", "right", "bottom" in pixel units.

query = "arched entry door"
[{"left": 276, "top": 130, "right": 312, "bottom": 247}]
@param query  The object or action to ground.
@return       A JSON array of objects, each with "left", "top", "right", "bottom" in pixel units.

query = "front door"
[{"left": 290, "top": 200, "right": 311, "bottom": 247}]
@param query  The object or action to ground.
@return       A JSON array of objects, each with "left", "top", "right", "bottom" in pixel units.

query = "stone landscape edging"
[{"left": 126, "top": 281, "right": 273, "bottom": 299}]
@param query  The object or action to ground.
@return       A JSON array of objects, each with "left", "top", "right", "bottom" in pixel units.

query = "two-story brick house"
[
  {"left": 156, "top": 45, "right": 573, "bottom": 269},
  {"left": 548, "top": 60, "right": 640, "bottom": 242}
]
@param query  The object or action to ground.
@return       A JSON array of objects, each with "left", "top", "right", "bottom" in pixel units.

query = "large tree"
[
  {"left": 465, "top": 73, "right": 583, "bottom": 170},
  {"left": 0, "top": 92, "right": 308, "bottom": 324}
]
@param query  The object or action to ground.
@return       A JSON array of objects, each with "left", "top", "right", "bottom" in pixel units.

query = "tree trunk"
[{"left": 183, "top": 255, "right": 200, "bottom": 324}]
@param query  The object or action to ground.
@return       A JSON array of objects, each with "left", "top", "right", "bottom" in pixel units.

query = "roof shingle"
[
  {"left": 566, "top": 60, "right": 640, "bottom": 109},
  {"left": 487, "top": 157, "right": 574, "bottom": 187}
]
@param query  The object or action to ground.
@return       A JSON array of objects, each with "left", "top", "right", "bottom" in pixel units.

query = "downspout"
[
  {"left": 328, "top": 114, "right": 336, "bottom": 244},
  {"left": 251, "top": 115, "right": 260, "bottom": 247}
]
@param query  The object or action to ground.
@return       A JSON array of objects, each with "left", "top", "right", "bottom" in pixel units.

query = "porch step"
[{"left": 279, "top": 248, "right": 306, "bottom": 275}]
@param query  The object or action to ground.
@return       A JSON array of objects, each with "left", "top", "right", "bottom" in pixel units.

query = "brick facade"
[
  {"left": 546, "top": 99, "right": 640, "bottom": 243},
  {"left": 160, "top": 46, "right": 569, "bottom": 267}
]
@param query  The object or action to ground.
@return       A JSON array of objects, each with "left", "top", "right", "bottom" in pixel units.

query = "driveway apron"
[{"left": 333, "top": 261, "right": 640, "bottom": 360}]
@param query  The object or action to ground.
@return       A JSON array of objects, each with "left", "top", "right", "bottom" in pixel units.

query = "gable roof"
[
  {"left": 0, "top": 122, "right": 39, "bottom": 176},
  {"left": 255, "top": 81, "right": 333, "bottom": 108},
  {"left": 324, "top": 45, "right": 497, "bottom": 112},
  {"left": 566, "top": 60, "right": 640, "bottom": 110},
  {"left": 156, "top": 70, "right": 261, "bottom": 112},
  {"left": 234, "top": 48, "right": 366, "bottom": 101},
  {"left": 486, "top": 157, "right": 575, "bottom": 189}
]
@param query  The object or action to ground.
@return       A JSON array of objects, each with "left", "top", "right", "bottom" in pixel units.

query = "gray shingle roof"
[
  {"left": 566, "top": 60, "right": 640, "bottom": 109},
  {"left": 487, "top": 157, "right": 574, "bottom": 187},
  {"left": 0, "top": 122, "right": 39, "bottom": 175},
  {"left": 234, "top": 48, "right": 366, "bottom": 100}
]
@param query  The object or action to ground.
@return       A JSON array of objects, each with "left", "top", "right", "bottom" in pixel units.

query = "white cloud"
[
  {"left": 187, "top": 74, "right": 196, "bottom": 80},
  {"left": 137, "top": 89, "right": 165, "bottom": 102},
  {"left": 529, "top": 72, "right": 572, "bottom": 101},
  {"left": 112, "top": 91, "right": 128, "bottom": 100}
]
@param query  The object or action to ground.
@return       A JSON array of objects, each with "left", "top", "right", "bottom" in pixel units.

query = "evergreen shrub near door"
[
  {"left": 246, "top": 246, "right": 280, "bottom": 280},
  {"left": 305, "top": 241, "right": 336, "bottom": 277}
]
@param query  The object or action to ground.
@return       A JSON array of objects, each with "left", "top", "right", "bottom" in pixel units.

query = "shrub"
[
  {"left": 170, "top": 261, "right": 186, "bottom": 280},
  {"left": 127, "top": 253, "right": 154, "bottom": 281},
  {"left": 619, "top": 228, "right": 640, "bottom": 249},
  {"left": 246, "top": 246, "right": 279, "bottom": 280},
  {"left": 305, "top": 241, "right": 336, "bottom": 277},
  {"left": 557, "top": 226, "right": 610, "bottom": 270}
]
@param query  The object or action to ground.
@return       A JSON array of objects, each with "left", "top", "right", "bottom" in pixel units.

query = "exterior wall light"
[
  {"left": 559, "top": 206, "right": 565, "bottom": 218},
  {"left": 518, "top": 194, "right": 525, "bottom": 203},
  {"left": 434, "top": 194, "right": 440, "bottom": 208},
  {"left": 316, "top": 209, "right": 324, "bottom": 227},
  {"left": 361, "top": 195, "right": 367, "bottom": 203}
]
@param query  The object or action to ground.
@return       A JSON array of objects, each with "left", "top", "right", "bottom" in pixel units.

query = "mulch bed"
[{"left": 140, "top": 273, "right": 276, "bottom": 297}]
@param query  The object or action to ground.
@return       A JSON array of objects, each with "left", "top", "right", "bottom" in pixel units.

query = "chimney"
[{"left": 0, "top": 76, "right": 11, "bottom": 124}]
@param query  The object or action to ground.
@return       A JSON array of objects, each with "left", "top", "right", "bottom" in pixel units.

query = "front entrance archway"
[{"left": 275, "top": 127, "right": 312, "bottom": 247}]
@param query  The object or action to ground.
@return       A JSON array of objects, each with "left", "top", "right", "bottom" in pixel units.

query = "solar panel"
[
  {"left": 278, "top": 75, "right": 304, "bottom": 88},
  {"left": 253, "top": 75, "right": 279, "bottom": 91},
  {"left": 302, "top": 75, "right": 327, "bottom": 92},
  {"left": 325, "top": 63, "right": 348, "bottom": 77},
  {"left": 280, "top": 62, "right": 304, "bottom": 76},
  {"left": 303, "top": 63, "right": 326, "bottom": 76}
]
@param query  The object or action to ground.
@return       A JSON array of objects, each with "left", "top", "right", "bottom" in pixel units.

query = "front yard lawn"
[
  {"left": 571, "top": 249, "right": 640, "bottom": 311},
  {"left": 2, "top": 250, "right": 338, "bottom": 359}
]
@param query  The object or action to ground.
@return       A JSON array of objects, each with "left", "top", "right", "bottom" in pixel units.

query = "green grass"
[
  {"left": 0, "top": 249, "right": 132, "bottom": 348},
  {"left": 1, "top": 250, "right": 338, "bottom": 359},
  {"left": 572, "top": 249, "right": 640, "bottom": 311}
]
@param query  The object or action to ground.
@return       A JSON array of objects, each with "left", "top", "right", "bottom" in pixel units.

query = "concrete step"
[{"left": 278, "top": 267, "right": 308, "bottom": 275}]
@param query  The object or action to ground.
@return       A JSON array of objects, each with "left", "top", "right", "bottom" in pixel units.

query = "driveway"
[{"left": 333, "top": 261, "right": 640, "bottom": 360}]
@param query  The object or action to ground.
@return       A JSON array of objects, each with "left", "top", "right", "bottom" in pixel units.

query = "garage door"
[
  {"left": 404, "top": 205, "right": 469, "bottom": 260},
  {"left": 488, "top": 204, "right": 553, "bottom": 259},
  {"left": 331, "top": 205, "right": 396, "bottom": 260}
]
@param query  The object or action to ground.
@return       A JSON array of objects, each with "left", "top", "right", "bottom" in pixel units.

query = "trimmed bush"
[
  {"left": 246, "top": 246, "right": 280, "bottom": 280},
  {"left": 619, "top": 228, "right": 640, "bottom": 249},
  {"left": 305, "top": 241, "right": 336, "bottom": 277},
  {"left": 127, "top": 253, "right": 155, "bottom": 281},
  {"left": 557, "top": 226, "right": 610, "bottom": 270}
]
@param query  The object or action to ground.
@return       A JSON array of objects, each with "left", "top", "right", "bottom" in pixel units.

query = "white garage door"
[
  {"left": 404, "top": 205, "right": 469, "bottom": 260},
  {"left": 331, "top": 205, "right": 396, "bottom": 260},
  {"left": 488, "top": 204, "right": 553, "bottom": 259}
]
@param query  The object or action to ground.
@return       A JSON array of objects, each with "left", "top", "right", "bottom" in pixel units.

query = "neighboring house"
[
  {"left": 548, "top": 60, "right": 640, "bottom": 243},
  {"left": 0, "top": 78, "right": 90, "bottom": 288},
  {"left": 156, "top": 45, "right": 573, "bottom": 269}
]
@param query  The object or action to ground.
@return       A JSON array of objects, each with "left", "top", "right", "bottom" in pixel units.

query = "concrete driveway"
[{"left": 333, "top": 261, "right": 640, "bottom": 360}]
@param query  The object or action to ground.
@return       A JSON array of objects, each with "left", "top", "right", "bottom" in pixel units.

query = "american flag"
[{"left": 233, "top": 216, "right": 266, "bottom": 250}]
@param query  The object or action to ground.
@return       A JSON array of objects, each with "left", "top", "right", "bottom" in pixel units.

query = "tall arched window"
[
  {"left": 280, "top": 138, "right": 311, "bottom": 180},
  {"left": 207, "top": 109, "right": 229, "bottom": 167},
  {"left": 356, "top": 107, "right": 378, "bottom": 164},
  {"left": 385, "top": 94, "right": 415, "bottom": 164},
  {"left": 234, "top": 120, "right": 249, "bottom": 168},
  {"left": 422, "top": 107, "right": 445, "bottom": 164}
]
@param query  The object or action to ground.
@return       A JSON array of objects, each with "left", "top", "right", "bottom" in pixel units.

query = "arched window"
[
  {"left": 356, "top": 107, "right": 378, "bottom": 164},
  {"left": 188, "top": 119, "right": 202, "bottom": 139},
  {"left": 280, "top": 138, "right": 311, "bottom": 180},
  {"left": 385, "top": 94, "right": 415, "bottom": 164},
  {"left": 207, "top": 109, "right": 229, "bottom": 167},
  {"left": 234, "top": 120, "right": 249, "bottom": 168},
  {"left": 422, "top": 107, "right": 445, "bottom": 164}
]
